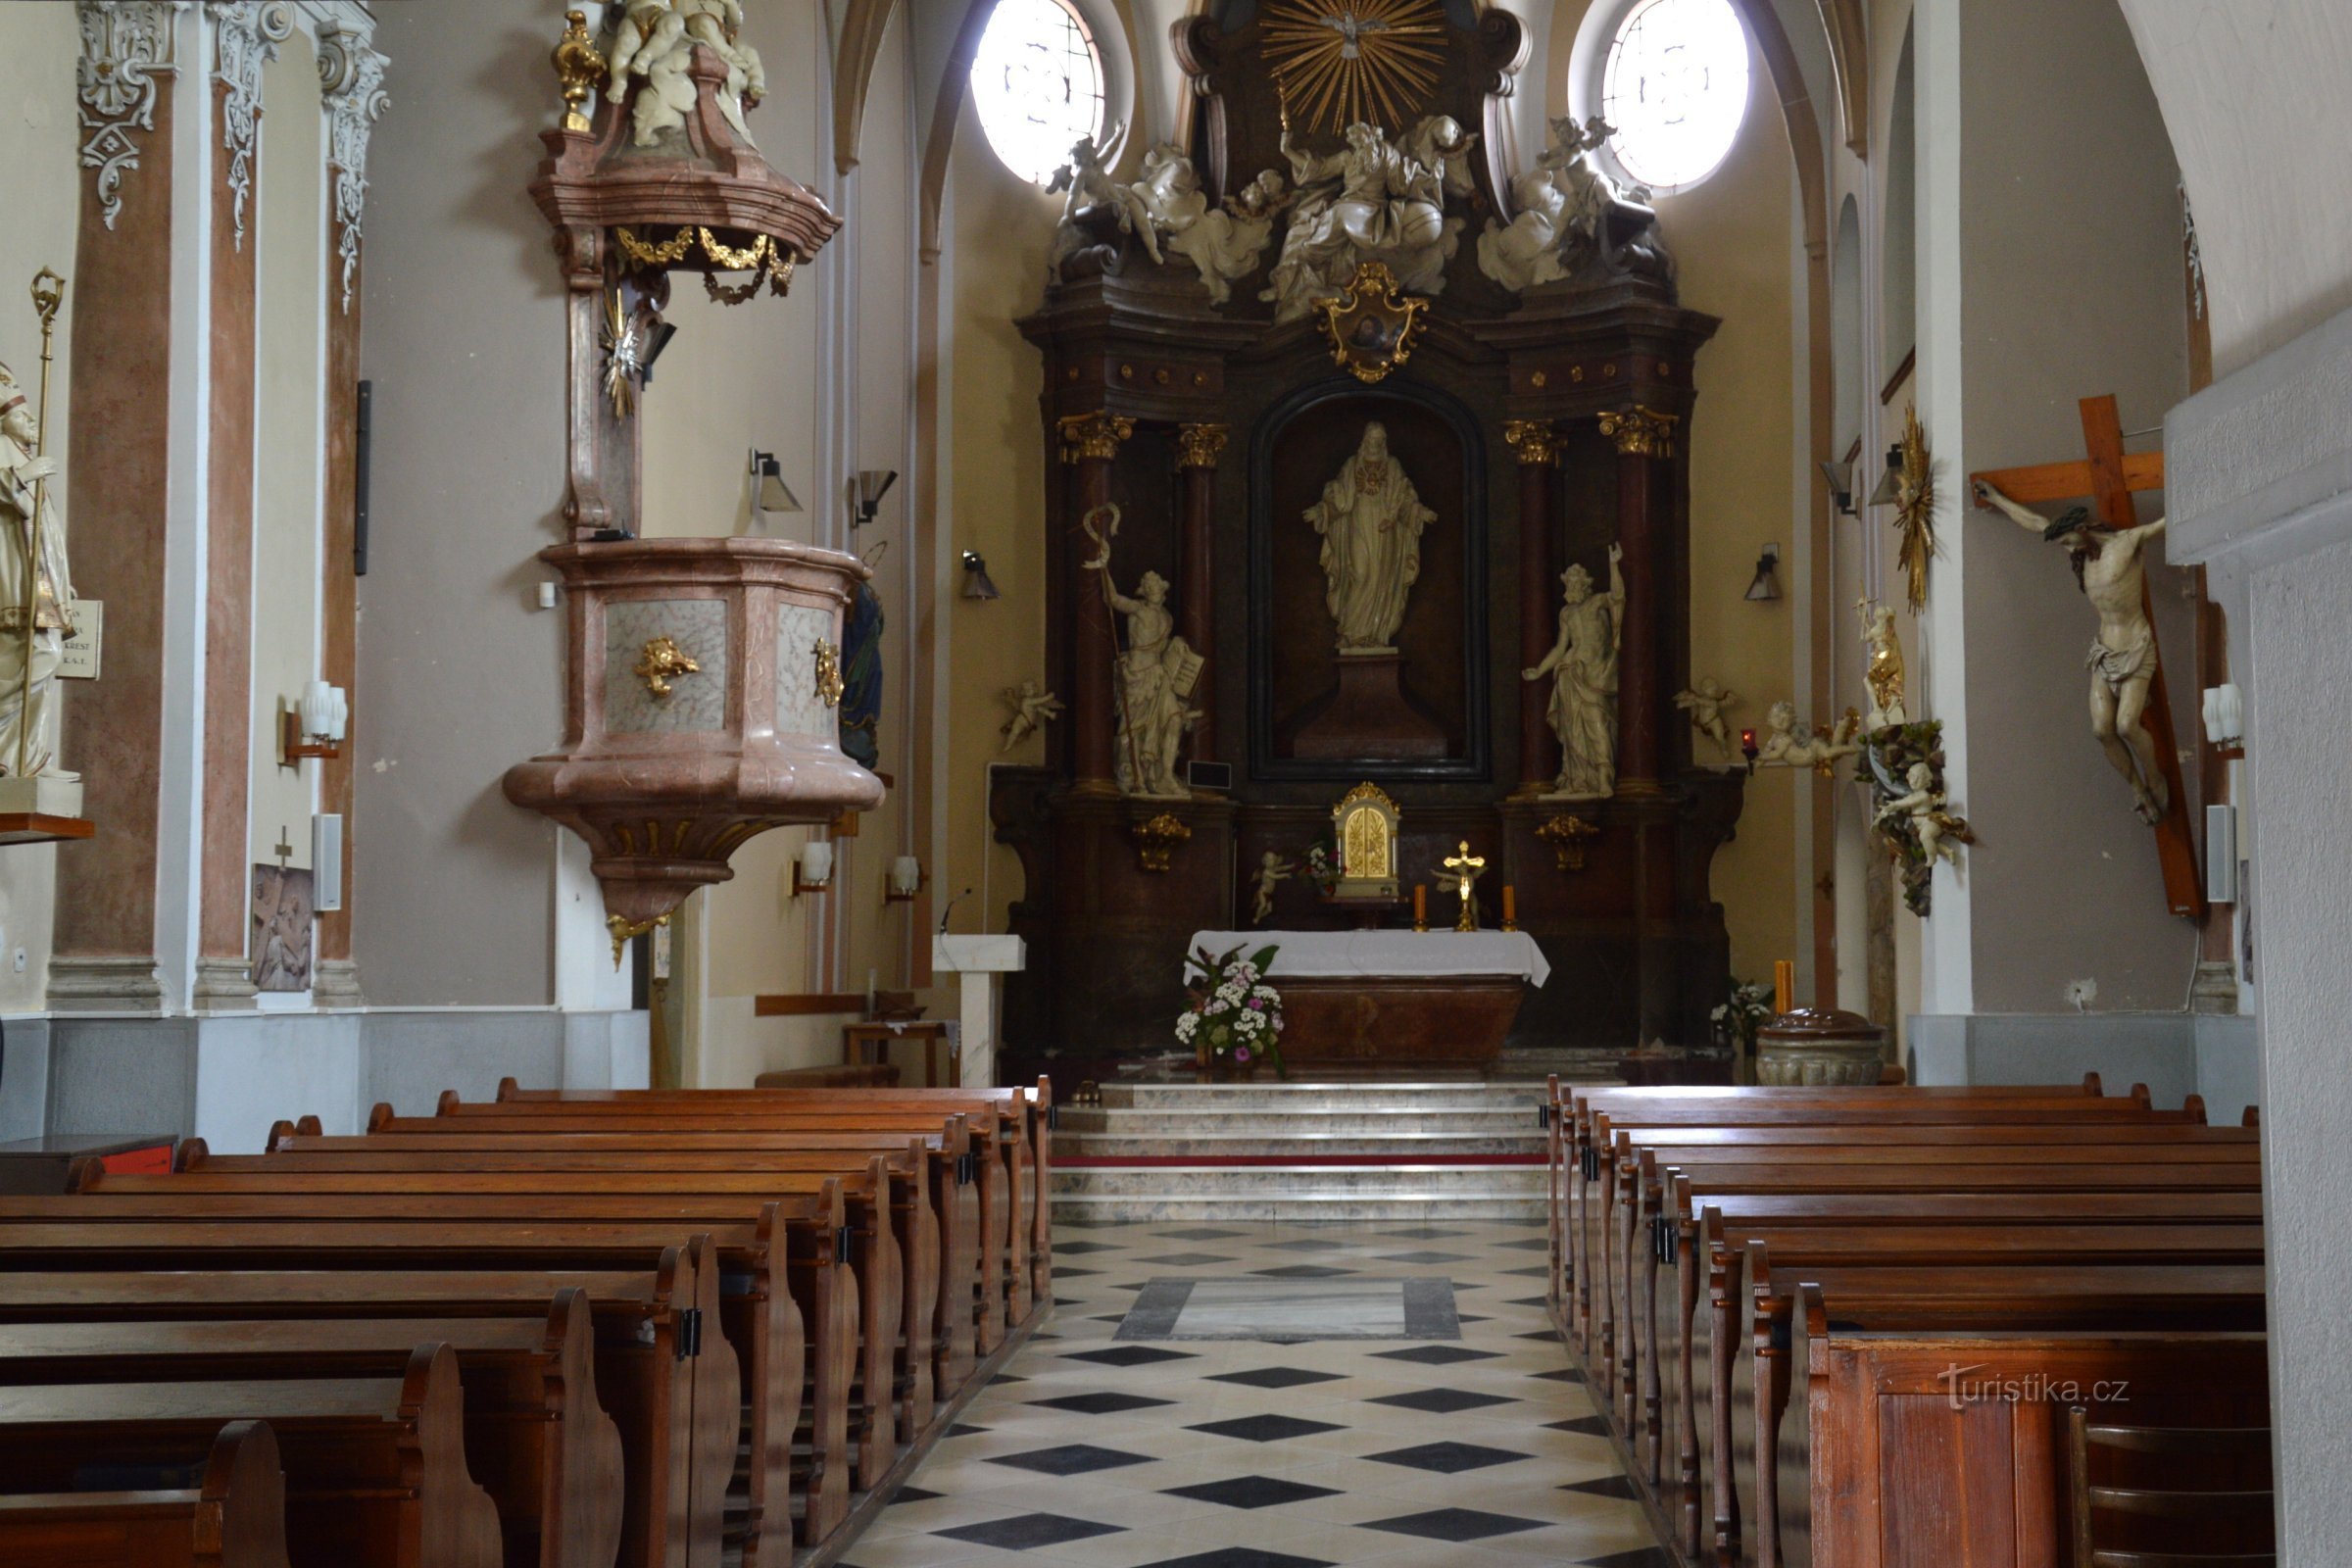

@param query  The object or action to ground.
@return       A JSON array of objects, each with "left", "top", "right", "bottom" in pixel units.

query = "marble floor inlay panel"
[{"left": 842, "top": 1219, "right": 1670, "bottom": 1568}]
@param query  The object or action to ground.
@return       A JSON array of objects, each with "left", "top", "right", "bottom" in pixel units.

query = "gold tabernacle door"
[{"left": 1331, "top": 781, "right": 1401, "bottom": 899}]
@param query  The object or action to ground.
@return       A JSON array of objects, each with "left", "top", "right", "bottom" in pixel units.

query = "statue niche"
[{"left": 1258, "top": 386, "right": 1484, "bottom": 776}]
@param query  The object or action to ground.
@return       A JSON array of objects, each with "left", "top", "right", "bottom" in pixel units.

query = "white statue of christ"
[{"left": 1304, "top": 422, "right": 1436, "bottom": 653}]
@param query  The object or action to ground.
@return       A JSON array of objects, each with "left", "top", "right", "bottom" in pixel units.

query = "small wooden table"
[{"left": 843, "top": 1020, "right": 958, "bottom": 1087}]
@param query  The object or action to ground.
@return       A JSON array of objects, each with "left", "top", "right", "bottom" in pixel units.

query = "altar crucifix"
[
  {"left": 1443, "top": 838, "right": 1486, "bottom": 932},
  {"left": 1969, "top": 393, "right": 2203, "bottom": 919}
]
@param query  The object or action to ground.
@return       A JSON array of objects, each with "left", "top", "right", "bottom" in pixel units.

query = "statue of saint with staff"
[{"left": 0, "top": 269, "right": 74, "bottom": 783}]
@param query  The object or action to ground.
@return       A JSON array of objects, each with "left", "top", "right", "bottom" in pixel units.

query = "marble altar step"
[{"left": 1053, "top": 1079, "right": 1552, "bottom": 1220}]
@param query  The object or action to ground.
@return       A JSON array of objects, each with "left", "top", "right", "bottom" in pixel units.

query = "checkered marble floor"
[{"left": 842, "top": 1219, "right": 1669, "bottom": 1568}]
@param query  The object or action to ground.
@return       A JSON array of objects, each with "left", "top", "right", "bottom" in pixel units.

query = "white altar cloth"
[{"left": 1185, "top": 930, "right": 1550, "bottom": 988}]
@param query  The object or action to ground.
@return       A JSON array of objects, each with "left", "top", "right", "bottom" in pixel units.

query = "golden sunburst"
[{"left": 1262, "top": 0, "right": 1447, "bottom": 136}]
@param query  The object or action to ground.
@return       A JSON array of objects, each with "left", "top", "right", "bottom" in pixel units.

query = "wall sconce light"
[
  {"left": 851, "top": 469, "right": 898, "bottom": 528},
  {"left": 2201, "top": 683, "right": 2245, "bottom": 751},
  {"left": 281, "top": 679, "right": 348, "bottom": 766},
  {"left": 1744, "top": 542, "right": 1783, "bottom": 602},
  {"left": 885, "top": 855, "right": 926, "bottom": 905},
  {"left": 1740, "top": 727, "right": 1760, "bottom": 775},
  {"left": 791, "top": 839, "right": 834, "bottom": 897},
  {"left": 1868, "top": 442, "right": 1905, "bottom": 507},
  {"left": 1818, "top": 460, "right": 1856, "bottom": 516},
  {"left": 749, "top": 450, "right": 803, "bottom": 524},
  {"left": 960, "top": 551, "right": 1001, "bottom": 600}
]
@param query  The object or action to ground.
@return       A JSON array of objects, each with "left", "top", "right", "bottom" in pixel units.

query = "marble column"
[
  {"left": 49, "top": 3, "right": 185, "bottom": 1011},
  {"left": 312, "top": 17, "right": 386, "bottom": 1008},
  {"left": 1598, "top": 407, "right": 1677, "bottom": 794},
  {"left": 1057, "top": 412, "right": 1132, "bottom": 795},
  {"left": 1175, "top": 423, "right": 1225, "bottom": 765},
  {"left": 191, "top": 4, "right": 293, "bottom": 1011},
  {"left": 1504, "top": 419, "right": 1561, "bottom": 795}
]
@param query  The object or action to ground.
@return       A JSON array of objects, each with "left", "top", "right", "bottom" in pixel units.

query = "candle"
[
  {"left": 890, "top": 855, "right": 922, "bottom": 895},
  {"left": 1773, "top": 958, "right": 1793, "bottom": 1015},
  {"left": 1501, "top": 885, "right": 1516, "bottom": 929},
  {"left": 1413, "top": 884, "right": 1427, "bottom": 928},
  {"left": 800, "top": 840, "right": 833, "bottom": 888}
]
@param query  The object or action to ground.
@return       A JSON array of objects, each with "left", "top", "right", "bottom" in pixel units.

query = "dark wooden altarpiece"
[{"left": 990, "top": 2, "right": 1745, "bottom": 1077}]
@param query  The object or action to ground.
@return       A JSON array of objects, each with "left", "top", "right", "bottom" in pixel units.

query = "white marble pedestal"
[{"left": 933, "top": 935, "right": 1024, "bottom": 1089}]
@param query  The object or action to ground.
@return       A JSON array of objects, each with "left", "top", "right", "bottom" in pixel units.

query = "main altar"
[{"left": 989, "top": 1, "right": 1746, "bottom": 1080}]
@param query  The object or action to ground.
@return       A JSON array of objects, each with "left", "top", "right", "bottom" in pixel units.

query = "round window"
[
  {"left": 970, "top": 0, "right": 1108, "bottom": 186},
  {"left": 1599, "top": 0, "right": 1751, "bottom": 193}
]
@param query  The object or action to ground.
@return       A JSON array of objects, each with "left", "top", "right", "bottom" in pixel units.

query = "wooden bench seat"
[
  {"left": 0, "top": 1294, "right": 621, "bottom": 1568},
  {"left": 0, "top": 1417, "right": 290, "bottom": 1568},
  {"left": 81, "top": 1158, "right": 933, "bottom": 1479},
  {"left": 367, "top": 1104, "right": 1040, "bottom": 1337},
  {"left": 0, "top": 1255, "right": 722, "bottom": 1568},
  {"left": 0, "top": 1344, "right": 503, "bottom": 1568},
  {"left": 0, "top": 1205, "right": 833, "bottom": 1563},
  {"left": 204, "top": 1134, "right": 984, "bottom": 1403}
]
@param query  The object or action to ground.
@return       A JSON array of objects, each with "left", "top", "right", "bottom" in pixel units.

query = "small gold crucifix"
[
  {"left": 1443, "top": 839, "right": 1486, "bottom": 933},
  {"left": 273, "top": 827, "right": 295, "bottom": 869}
]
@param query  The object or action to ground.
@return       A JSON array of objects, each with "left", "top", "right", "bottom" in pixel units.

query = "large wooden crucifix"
[{"left": 1970, "top": 394, "right": 2205, "bottom": 920}]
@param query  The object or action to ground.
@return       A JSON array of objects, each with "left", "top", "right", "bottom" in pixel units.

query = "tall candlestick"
[
  {"left": 1502, "top": 885, "right": 1517, "bottom": 931},
  {"left": 1773, "top": 958, "right": 1793, "bottom": 1015},
  {"left": 1413, "top": 884, "right": 1427, "bottom": 931}
]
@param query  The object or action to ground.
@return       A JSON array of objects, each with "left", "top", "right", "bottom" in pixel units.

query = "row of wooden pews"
[
  {"left": 1543, "top": 1075, "right": 2273, "bottom": 1568},
  {"left": 0, "top": 1080, "right": 1054, "bottom": 1568}
]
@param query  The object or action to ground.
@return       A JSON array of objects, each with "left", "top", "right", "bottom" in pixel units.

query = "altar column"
[
  {"left": 1505, "top": 419, "right": 1561, "bottom": 794},
  {"left": 1175, "top": 423, "right": 1226, "bottom": 764},
  {"left": 1598, "top": 408, "right": 1678, "bottom": 793},
  {"left": 1057, "top": 412, "right": 1132, "bottom": 793}
]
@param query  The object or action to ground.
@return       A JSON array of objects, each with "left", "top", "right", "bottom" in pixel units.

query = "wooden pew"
[
  {"left": 221, "top": 1127, "right": 984, "bottom": 1405},
  {"left": 100, "top": 1154, "right": 926, "bottom": 1490},
  {"left": 1748, "top": 1266, "right": 2266, "bottom": 1568},
  {"left": 0, "top": 1254, "right": 722, "bottom": 1568},
  {"left": 0, "top": 1417, "right": 290, "bottom": 1568},
  {"left": 0, "top": 1344, "right": 504, "bottom": 1568},
  {"left": 430, "top": 1087, "right": 1052, "bottom": 1330},
  {"left": 0, "top": 1293, "right": 621, "bottom": 1568},
  {"left": 0, "top": 1203, "right": 836, "bottom": 1562},
  {"left": 366, "top": 1105, "right": 1030, "bottom": 1348}
]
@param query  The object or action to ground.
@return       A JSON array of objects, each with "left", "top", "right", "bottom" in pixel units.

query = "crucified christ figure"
[{"left": 1973, "top": 479, "right": 2171, "bottom": 823}]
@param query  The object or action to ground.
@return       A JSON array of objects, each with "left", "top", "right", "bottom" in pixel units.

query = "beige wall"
[
  {"left": 0, "top": 5, "right": 83, "bottom": 1012},
  {"left": 1550, "top": 0, "right": 1804, "bottom": 987},
  {"left": 249, "top": 37, "right": 327, "bottom": 891}
]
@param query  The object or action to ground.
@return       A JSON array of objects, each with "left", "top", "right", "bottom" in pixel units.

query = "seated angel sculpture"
[
  {"left": 1125, "top": 144, "right": 1288, "bottom": 306},
  {"left": 1479, "top": 114, "right": 1662, "bottom": 292},
  {"left": 1049, "top": 134, "right": 1161, "bottom": 281}
]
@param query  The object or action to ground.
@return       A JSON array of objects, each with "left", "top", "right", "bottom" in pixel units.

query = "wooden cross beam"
[{"left": 1972, "top": 394, "right": 2205, "bottom": 921}]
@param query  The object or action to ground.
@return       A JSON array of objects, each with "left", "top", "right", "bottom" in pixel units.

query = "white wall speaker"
[
  {"left": 314, "top": 812, "right": 344, "bottom": 911},
  {"left": 2204, "top": 803, "right": 2236, "bottom": 905}
]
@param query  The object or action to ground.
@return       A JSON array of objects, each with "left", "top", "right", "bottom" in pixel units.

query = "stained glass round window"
[
  {"left": 1600, "top": 0, "right": 1750, "bottom": 193},
  {"left": 970, "top": 0, "right": 1108, "bottom": 186}
]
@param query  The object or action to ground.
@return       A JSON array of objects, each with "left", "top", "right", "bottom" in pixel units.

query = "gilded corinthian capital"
[
  {"left": 1597, "top": 407, "right": 1678, "bottom": 460},
  {"left": 1175, "top": 423, "right": 1229, "bottom": 469},
  {"left": 1058, "top": 412, "right": 1135, "bottom": 465},
  {"left": 1502, "top": 419, "right": 1561, "bottom": 466}
]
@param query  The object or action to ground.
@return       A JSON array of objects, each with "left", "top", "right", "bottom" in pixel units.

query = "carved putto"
[
  {"left": 1124, "top": 143, "right": 1286, "bottom": 306},
  {"left": 1756, "top": 700, "right": 1861, "bottom": 778},
  {"left": 606, "top": 0, "right": 766, "bottom": 147}
]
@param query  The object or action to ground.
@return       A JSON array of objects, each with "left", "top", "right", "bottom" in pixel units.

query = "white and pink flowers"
[{"left": 1179, "top": 943, "right": 1287, "bottom": 1077}]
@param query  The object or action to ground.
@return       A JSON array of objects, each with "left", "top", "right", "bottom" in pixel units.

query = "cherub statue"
[
  {"left": 1876, "top": 760, "right": 1971, "bottom": 869},
  {"left": 1049, "top": 134, "right": 1161, "bottom": 282},
  {"left": 1250, "top": 850, "right": 1295, "bottom": 925},
  {"left": 1858, "top": 599, "right": 1908, "bottom": 729},
  {"left": 1757, "top": 700, "right": 1861, "bottom": 778},
  {"left": 1674, "top": 676, "right": 1741, "bottom": 761},
  {"left": 1974, "top": 478, "right": 2173, "bottom": 823},
  {"left": 998, "top": 679, "right": 1063, "bottom": 754}
]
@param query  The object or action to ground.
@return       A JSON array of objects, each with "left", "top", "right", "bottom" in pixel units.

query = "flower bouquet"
[
  {"left": 1711, "top": 975, "right": 1777, "bottom": 1076},
  {"left": 1177, "top": 942, "right": 1287, "bottom": 1080}
]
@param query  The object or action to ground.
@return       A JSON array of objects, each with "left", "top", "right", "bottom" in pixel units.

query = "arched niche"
[{"left": 1833, "top": 193, "right": 1863, "bottom": 458}]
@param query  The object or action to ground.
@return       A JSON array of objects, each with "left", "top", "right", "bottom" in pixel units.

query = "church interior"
[{"left": 0, "top": 0, "right": 2344, "bottom": 1563}]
